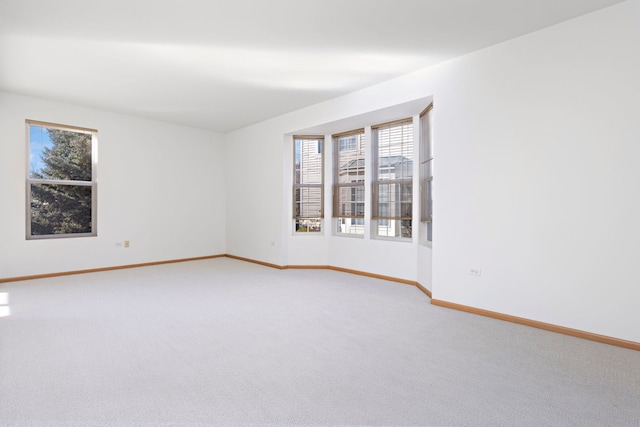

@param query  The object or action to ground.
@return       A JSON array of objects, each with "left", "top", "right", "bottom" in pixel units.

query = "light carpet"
[{"left": 0, "top": 257, "right": 638, "bottom": 426}]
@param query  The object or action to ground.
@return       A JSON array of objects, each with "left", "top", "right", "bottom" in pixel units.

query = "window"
[
  {"left": 420, "top": 103, "right": 434, "bottom": 243},
  {"left": 333, "top": 129, "right": 365, "bottom": 236},
  {"left": 338, "top": 135, "right": 358, "bottom": 152},
  {"left": 26, "top": 120, "right": 97, "bottom": 239},
  {"left": 372, "top": 119, "right": 413, "bottom": 238},
  {"left": 293, "top": 136, "right": 324, "bottom": 233}
]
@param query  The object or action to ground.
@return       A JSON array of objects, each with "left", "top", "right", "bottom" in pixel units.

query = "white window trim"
[
  {"left": 371, "top": 118, "right": 415, "bottom": 241},
  {"left": 25, "top": 120, "right": 98, "bottom": 240},
  {"left": 333, "top": 130, "right": 366, "bottom": 238},
  {"left": 293, "top": 135, "right": 324, "bottom": 235}
]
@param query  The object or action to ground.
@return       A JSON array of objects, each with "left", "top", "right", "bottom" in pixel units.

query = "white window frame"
[
  {"left": 419, "top": 103, "right": 434, "bottom": 244},
  {"left": 333, "top": 129, "right": 366, "bottom": 237},
  {"left": 293, "top": 135, "right": 324, "bottom": 234},
  {"left": 371, "top": 118, "right": 414, "bottom": 240},
  {"left": 26, "top": 120, "right": 98, "bottom": 240}
]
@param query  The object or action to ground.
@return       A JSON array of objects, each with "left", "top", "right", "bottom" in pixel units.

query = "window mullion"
[{"left": 28, "top": 178, "right": 93, "bottom": 186}]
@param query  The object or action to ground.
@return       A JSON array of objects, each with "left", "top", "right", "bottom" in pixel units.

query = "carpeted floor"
[{"left": 0, "top": 257, "right": 638, "bottom": 426}]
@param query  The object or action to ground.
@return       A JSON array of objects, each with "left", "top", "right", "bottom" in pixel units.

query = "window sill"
[
  {"left": 334, "top": 233, "right": 365, "bottom": 239},
  {"left": 372, "top": 235, "right": 413, "bottom": 243}
]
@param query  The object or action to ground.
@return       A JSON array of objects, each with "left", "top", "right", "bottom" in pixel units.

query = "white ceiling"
[{"left": 0, "top": 0, "right": 625, "bottom": 132}]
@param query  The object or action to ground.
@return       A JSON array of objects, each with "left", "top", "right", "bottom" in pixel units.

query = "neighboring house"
[
  {"left": 336, "top": 155, "right": 413, "bottom": 236},
  {"left": 295, "top": 139, "right": 323, "bottom": 231}
]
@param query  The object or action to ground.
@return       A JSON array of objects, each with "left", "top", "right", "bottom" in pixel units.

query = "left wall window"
[{"left": 26, "top": 120, "right": 98, "bottom": 239}]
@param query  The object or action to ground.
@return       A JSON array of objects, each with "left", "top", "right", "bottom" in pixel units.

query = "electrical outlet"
[
  {"left": 470, "top": 268, "right": 482, "bottom": 276},
  {"left": 124, "top": 240, "right": 130, "bottom": 248},
  {"left": 115, "top": 242, "right": 123, "bottom": 247}
]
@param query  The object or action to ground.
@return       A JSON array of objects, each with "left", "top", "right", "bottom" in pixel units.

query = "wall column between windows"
[
  {"left": 411, "top": 114, "right": 420, "bottom": 245},
  {"left": 323, "top": 133, "right": 333, "bottom": 236},
  {"left": 363, "top": 126, "right": 373, "bottom": 240}
]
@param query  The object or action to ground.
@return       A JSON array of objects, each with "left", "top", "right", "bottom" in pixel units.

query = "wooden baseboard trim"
[
  {"left": 223, "top": 255, "right": 418, "bottom": 287},
  {"left": 325, "top": 266, "right": 417, "bottom": 286},
  {"left": 287, "top": 265, "right": 331, "bottom": 270},
  {"left": 1, "top": 254, "right": 417, "bottom": 288},
  {"left": 431, "top": 299, "right": 640, "bottom": 351},
  {"left": 0, "top": 255, "right": 225, "bottom": 283},
  {"left": 415, "top": 282, "right": 432, "bottom": 298},
  {"left": 3, "top": 254, "right": 635, "bottom": 351},
  {"left": 224, "top": 254, "right": 286, "bottom": 270}
]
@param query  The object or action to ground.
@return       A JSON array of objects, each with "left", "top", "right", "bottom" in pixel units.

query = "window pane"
[
  {"left": 401, "top": 220, "right": 412, "bottom": 238},
  {"left": 375, "top": 182, "right": 412, "bottom": 219},
  {"left": 336, "top": 133, "right": 365, "bottom": 184},
  {"left": 421, "top": 178, "right": 433, "bottom": 223},
  {"left": 336, "top": 217, "right": 365, "bottom": 235},
  {"left": 377, "top": 219, "right": 412, "bottom": 238},
  {"left": 333, "top": 132, "right": 365, "bottom": 230},
  {"left": 27, "top": 121, "right": 97, "bottom": 240},
  {"left": 295, "top": 218, "right": 322, "bottom": 233},
  {"left": 378, "top": 202, "right": 390, "bottom": 218},
  {"left": 419, "top": 110, "right": 433, "bottom": 162},
  {"left": 294, "top": 136, "right": 324, "bottom": 233},
  {"left": 420, "top": 160, "right": 432, "bottom": 181},
  {"left": 295, "top": 187, "right": 322, "bottom": 218},
  {"left": 295, "top": 138, "right": 323, "bottom": 185},
  {"left": 428, "top": 182, "right": 433, "bottom": 219},
  {"left": 336, "top": 186, "right": 364, "bottom": 217},
  {"left": 29, "top": 125, "right": 92, "bottom": 181},
  {"left": 375, "top": 121, "right": 413, "bottom": 181},
  {"left": 420, "top": 104, "right": 434, "bottom": 243},
  {"left": 400, "top": 183, "right": 412, "bottom": 202},
  {"left": 377, "top": 220, "right": 394, "bottom": 237},
  {"left": 30, "top": 183, "right": 92, "bottom": 235}
]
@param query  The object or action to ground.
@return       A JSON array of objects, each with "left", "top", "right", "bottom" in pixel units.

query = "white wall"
[
  {"left": 432, "top": 0, "right": 640, "bottom": 343},
  {"left": 0, "top": 92, "right": 226, "bottom": 278},
  {"left": 224, "top": 123, "right": 288, "bottom": 266},
  {"left": 417, "top": 245, "right": 433, "bottom": 291},
  {"left": 225, "top": 0, "right": 640, "bottom": 342}
]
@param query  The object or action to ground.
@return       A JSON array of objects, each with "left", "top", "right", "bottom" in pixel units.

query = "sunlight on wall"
[
  {"left": 0, "top": 292, "right": 9, "bottom": 317},
  {"left": 1, "top": 35, "right": 440, "bottom": 93},
  {"left": 134, "top": 43, "right": 434, "bottom": 90}
]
